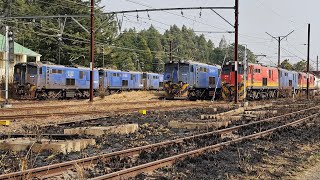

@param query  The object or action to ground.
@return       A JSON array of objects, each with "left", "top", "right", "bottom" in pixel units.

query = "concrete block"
[
  {"left": 0, "top": 138, "right": 96, "bottom": 154},
  {"left": 64, "top": 124, "right": 139, "bottom": 136},
  {"left": 245, "top": 103, "right": 273, "bottom": 111},
  {"left": 244, "top": 110, "right": 277, "bottom": 115}
]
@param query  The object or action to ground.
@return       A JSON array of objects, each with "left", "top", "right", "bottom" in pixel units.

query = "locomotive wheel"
[
  {"left": 83, "top": 91, "right": 90, "bottom": 98},
  {"left": 47, "top": 91, "right": 56, "bottom": 99}
]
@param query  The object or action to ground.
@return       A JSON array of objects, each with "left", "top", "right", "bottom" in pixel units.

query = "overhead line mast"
[
  {"left": 89, "top": 0, "right": 95, "bottom": 102},
  {"left": 265, "top": 30, "right": 294, "bottom": 67}
]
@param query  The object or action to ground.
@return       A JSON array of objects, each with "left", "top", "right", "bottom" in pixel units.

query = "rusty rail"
[
  {"left": 91, "top": 113, "right": 319, "bottom": 180},
  {"left": 0, "top": 100, "right": 163, "bottom": 112},
  {"left": 0, "top": 103, "right": 209, "bottom": 120},
  {"left": 0, "top": 106, "right": 317, "bottom": 180}
]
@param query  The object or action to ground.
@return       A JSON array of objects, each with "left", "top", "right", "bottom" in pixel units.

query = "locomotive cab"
[
  {"left": 221, "top": 62, "right": 244, "bottom": 86},
  {"left": 14, "top": 63, "right": 39, "bottom": 98},
  {"left": 221, "top": 62, "right": 245, "bottom": 101},
  {"left": 163, "top": 61, "right": 190, "bottom": 99}
]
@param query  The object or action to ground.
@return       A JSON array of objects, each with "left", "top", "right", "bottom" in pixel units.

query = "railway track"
[
  {"left": 0, "top": 105, "right": 318, "bottom": 180},
  {"left": 0, "top": 100, "right": 163, "bottom": 112},
  {"left": 92, "top": 113, "right": 319, "bottom": 180},
  {"left": 0, "top": 102, "right": 212, "bottom": 121}
]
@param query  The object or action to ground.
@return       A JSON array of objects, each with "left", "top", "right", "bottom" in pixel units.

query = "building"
[{"left": 0, "top": 34, "right": 41, "bottom": 82}]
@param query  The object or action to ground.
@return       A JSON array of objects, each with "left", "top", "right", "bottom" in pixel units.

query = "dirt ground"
[
  {"left": 136, "top": 118, "right": 320, "bottom": 179},
  {"left": 294, "top": 155, "right": 320, "bottom": 180}
]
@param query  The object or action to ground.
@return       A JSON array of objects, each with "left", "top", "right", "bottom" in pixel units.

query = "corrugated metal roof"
[{"left": 0, "top": 34, "right": 41, "bottom": 57}]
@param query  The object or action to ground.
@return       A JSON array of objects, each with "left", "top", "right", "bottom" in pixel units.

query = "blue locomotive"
[
  {"left": 13, "top": 62, "right": 99, "bottom": 99},
  {"left": 163, "top": 60, "right": 221, "bottom": 100},
  {"left": 98, "top": 69, "right": 163, "bottom": 95}
]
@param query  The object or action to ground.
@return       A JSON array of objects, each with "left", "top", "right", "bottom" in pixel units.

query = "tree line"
[{"left": 0, "top": 0, "right": 279, "bottom": 74}]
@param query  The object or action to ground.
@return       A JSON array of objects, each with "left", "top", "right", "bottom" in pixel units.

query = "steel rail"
[
  {"left": 0, "top": 100, "right": 161, "bottom": 112},
  {"left": 0, "top": 103, "right": 209, "bottom": 120},
  {"left": 0, "top": 106, "right": 317, "bottom": 180},
  {"left": 91, "top": 113, "right": 319, "bottom": 180}
]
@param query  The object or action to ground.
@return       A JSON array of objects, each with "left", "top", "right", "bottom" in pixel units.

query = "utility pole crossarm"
[
  {"left": 280, "top": 30, "right": 294, "bottom": 41},
  {"left": 265, "top": 32, "right": 278, "bottom": 41}
]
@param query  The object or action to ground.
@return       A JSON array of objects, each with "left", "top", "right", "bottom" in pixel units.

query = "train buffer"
[{"left": 0, "top": 120, "right": 10, "bottom": 126}]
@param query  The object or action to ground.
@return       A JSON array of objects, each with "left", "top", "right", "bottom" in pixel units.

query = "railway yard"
[{"left": 0, "top": 92, "right": 318, "bottom": 179}]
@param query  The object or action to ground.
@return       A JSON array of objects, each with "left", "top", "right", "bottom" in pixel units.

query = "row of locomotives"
[
  {"left": 13, "top": 62, "right": 99, "bottom": 100},
  {"left": 163, "top": 60, "right": 221, "bottom": 100},
  {"left": 98, "top": 69, "right": 164, "bottom": 95}
]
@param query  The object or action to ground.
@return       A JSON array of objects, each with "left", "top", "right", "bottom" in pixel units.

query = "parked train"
[
  {"left": 163, "top": 60, "right": 221, "bottom": 100},
  {"left": 221, "top": 61, "right": 316, "bottom": 101},
  {"left": 13, "top": 62, "right": 163, "bottom": 99}
]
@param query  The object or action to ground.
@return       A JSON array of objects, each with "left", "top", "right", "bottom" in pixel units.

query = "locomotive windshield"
[
  {"left": 164, "top": 62, "right": 189, "bottom": 83},
  {"left": 222, "top": 65, "right": 244, "bottom": 74},
  {"left": 27, "top": 65, "right": 38, "bottom": 75}
]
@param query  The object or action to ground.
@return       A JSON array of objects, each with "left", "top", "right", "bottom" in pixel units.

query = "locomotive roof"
[{"left": 166, "top": 60, "right": 220, "bottom": 68}]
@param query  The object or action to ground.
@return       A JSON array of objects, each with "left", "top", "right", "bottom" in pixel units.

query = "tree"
[
  {"left": 225, "top": 44, "right": 256, "bottom": 63},
  {"left": 280, "top": 59, "right": 293, "bottom": 70},
  {"left": 2, "top": 0, "right": 118, "bottom": 66},
  {"left": 219, "top": 36, "right": 228, "bottom": 49}
]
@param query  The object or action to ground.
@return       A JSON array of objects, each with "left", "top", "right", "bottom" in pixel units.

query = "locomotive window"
[
  {"left": 190, "top": 65, "right": 194, "bottom": 72},
  {"left": 79, "top": 71, "right": 84, "bottom": 79},
  {"left": 39, "top": 67, "right": 42, "bottom": 75},
  {"left": 204, "top": 68, "right": 208, "bottom": 72},
  {"left": 131, "top": 74, "right": 135, "bottom": 80},
  {"left": 52, "top": 69, "right": 63, "bottom": 74},
  {"left": 66, "top": 78, "right": 75, "bottom": 86},
  {"left": 222, "top": 67, "right": 230, "bottom": 74},
  {"left": 268, "top": 70, "right": 272, "bottom": 78},
  {"left": 209, "top": 77, "right": 216, "bottom": 86},
  {"left": 112, "top": 73, "right": 117, "bottom": 77},
  {"left": 99, "top": 70, "right": 104, "bottom": 77},
  {"left": 27, "top": 66, "right": 37, "bottom": 74}
]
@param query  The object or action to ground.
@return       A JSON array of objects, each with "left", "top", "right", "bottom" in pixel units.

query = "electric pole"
[
  {"left": 169, "top": 40, "right": 173, "bottom": 61},
  {"left": 89, "top": 0, "right": 95, "bottom": 102},
  {"left": 317, "top": 55, "right": 318, "bottom": 72},
  {"left": 2, "top": 26, "right": 12, "bottom": 108},
  {"left": 266, "top": 30, "right": 294, "bottom": 67},
  {"left": 234, "top": 0, "right": 239, "bottom": 104},
  {"left": 307, "top": 23, "right": 310, "bottom": 99}
]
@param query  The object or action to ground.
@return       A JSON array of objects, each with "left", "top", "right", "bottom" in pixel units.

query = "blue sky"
[{"left": 101, "top": 0, "right": 319, "bottom": 68}]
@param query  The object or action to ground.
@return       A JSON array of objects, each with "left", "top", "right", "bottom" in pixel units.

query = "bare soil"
[{"left": 136, "top": 118, "right": 320, "bottom": 179}]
